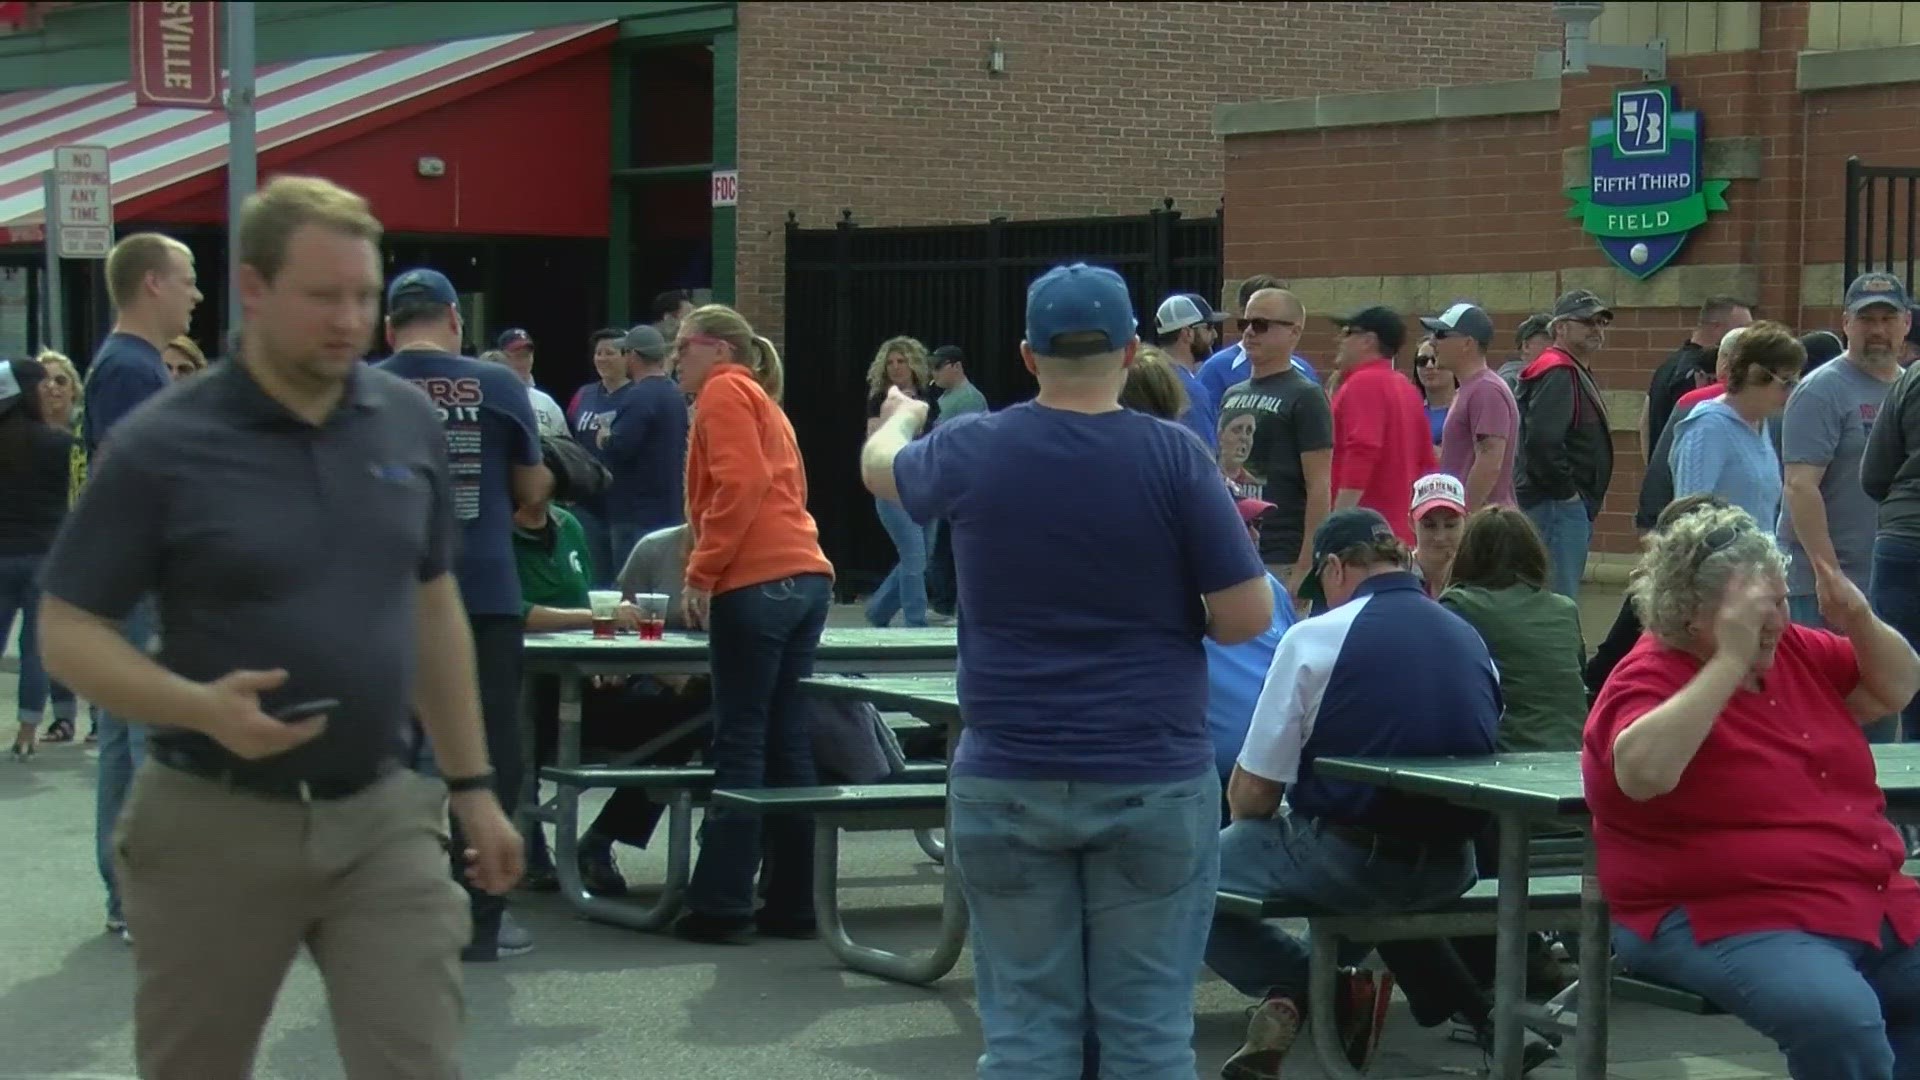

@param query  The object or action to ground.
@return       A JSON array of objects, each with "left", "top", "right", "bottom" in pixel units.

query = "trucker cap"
[
  {"left": 1411, "top": 473, "right": 1468, "bottom": 520},
  {"left": 1155, "top": 294, "right": 1206, "bottom": 335},
  {"left": 1419, "top": 302, "right": 1495, "bottom": 349}
]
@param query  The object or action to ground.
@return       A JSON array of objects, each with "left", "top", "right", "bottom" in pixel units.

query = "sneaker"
[
  {"left": 461, "top": 911, "right": 534, "bottom": 962},
  {"left": 579, "top": 849, "right": 628, "bottom": 898},
  {"left": 1472, "top": 1020, "right": 1559, "bottom": 1074},
  {"left": 1334, "top": 967, "right": 1393, "bottom": 1069},
  {"left": 1221, "top": 994, "right": 1301, "bottom": 1080},
  {"left": 926, "top": 612, "right": 956, "bottom": 627}
]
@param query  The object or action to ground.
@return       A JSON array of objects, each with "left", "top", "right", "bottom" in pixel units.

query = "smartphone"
[{"left": 274, "top": 698, "right": 340, "bottom": 722}]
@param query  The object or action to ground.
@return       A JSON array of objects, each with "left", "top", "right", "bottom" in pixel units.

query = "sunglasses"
[
  {"left": 1242, "top": 317, "right": 1297, "bottom": 335},
  {"left": 1691, "top": 524, "right": 1742, "bottom": 571},
  {"left": 1416, "top": 354, "right": 1438, "bottom": 367}
]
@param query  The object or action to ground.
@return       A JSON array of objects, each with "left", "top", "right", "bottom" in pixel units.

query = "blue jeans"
[
  {"left": 1872, "top": 535, "right": 1920, "bottom": 744},
  {"left": 569, "top": 503, "right": 618, "bottom": 589},
  {"left": 950, "top": 771, "right": 1221, "bottom": 1080},
  {"left": 0, "top": 552, "right": 51, "bottom": 724},
  {"left": 1614, "top": 907, "right": 1920, "bottom": 1079},
  {"left": 686, "top": 573, "right": 831, "bottom": 918},
  {"left": 1524, "top": 496, "right": 1591, "bottom": 599},
  {"left": 867, "top": 497, "right": 931, "bottom": 627},
  {"left": 1206, "top": 815, "right": 1480, "bottom": 1017},
  {"left": 97, "top": 599, "right": 154, "bottom": 924}
]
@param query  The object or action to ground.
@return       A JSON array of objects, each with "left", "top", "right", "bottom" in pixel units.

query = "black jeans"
[
  {"left": 926, "top": 519, "right": 958, "bottom": 616},
  {"left": 685, "top": 573, "right": 831, "bottom": 920},
  {"left": 448, "top": 614, "right": 527, "bottom": 942}
]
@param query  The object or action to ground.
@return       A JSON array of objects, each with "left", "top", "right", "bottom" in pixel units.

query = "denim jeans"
[
  {"left": 1614, "top": 907, "right": 1920, "bottom": 1079},
  {"left": 1524, "top": 496, "right": 1591, "bottom": 599},
  {"left": 686, "top": 572, "right": 831, "bottom": 918},
  {"left": 867, "top": 497, "right": 931, "bottom": 627},
  {"left": 1206, "top": 814, "right": 1490, "bottom": 1027},
  {"left": 950, "top": 771, "right": 1220, "bottom": 1080},
  {"left": 0, "top": 552, "right": 51, "bottom": 724},
  {"left": 1872, "top": 535, "right": 1920, "bottom": 744},
  {"left": 568, "top": 503, "right": 618, "bottom": 589},
  {"left": 97, "top": 599, "right": 155, "bottom": 924}
]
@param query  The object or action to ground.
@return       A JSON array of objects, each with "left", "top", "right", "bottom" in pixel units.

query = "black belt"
[
  {"left": 1316, "top": 817, "right": 1454, "bottom": 857},
  {"left": 151, "top": 743, "right": 396, "bottom": 803}
]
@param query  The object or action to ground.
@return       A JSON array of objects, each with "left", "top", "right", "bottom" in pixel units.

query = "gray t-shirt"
[
  {"left": 1778, "top": 354, "right": 1894, "bottom": 595},
  {"left": 617, "top": 523, "right": 689, "bottom": 629},
  {"left": 1218, "top": 366, "right": 1334, "bottom": 565}
]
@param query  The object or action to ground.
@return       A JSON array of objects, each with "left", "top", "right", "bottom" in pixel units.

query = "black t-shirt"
[
  {"left": 0, "top": 418, "right": 74, "bottom": 556},
  {"left": 1645, "top": 341, "right": 1711, "bottom": 445},
  {"left": 1218, "top": 367, "right": 1334, "bottom": 565}
]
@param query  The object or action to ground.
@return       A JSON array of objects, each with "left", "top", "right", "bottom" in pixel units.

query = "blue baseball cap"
[
  {"left": 386, "top": 267, "right": 457, "bottom": 308},
  {"left": 496, "top": 328, "right": 534, "bottom": 351},
  {"left": 1845, "top": 271, "right": 1912, "bottom": 316},
  {"left": 1025, "top": 263, "right": 1137, "bottom": 359}
]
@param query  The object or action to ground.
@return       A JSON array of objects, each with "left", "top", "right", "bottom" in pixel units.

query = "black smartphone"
[{"left": 274, "top": 698, "right": 340, "bottom": 722}]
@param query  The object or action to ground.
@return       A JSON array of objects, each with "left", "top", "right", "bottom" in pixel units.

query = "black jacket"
[
  {"left": 1515, "top": 347, "right": 1614, "bottom": 518},
  {"left": 1863, "top": 358, "right": 1920, "bottom": 543}
]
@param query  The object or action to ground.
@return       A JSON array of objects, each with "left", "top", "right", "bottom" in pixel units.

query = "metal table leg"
[
  {"left": 551, "top": 673, "right": 692, "bottom": 930},
  {"left": 1574, "top": 833, "right": 1611, "bottom": 1079},
  {"left": 814, "top": 818, "right": 967, "bottom": 985},
  {"left": 1491, "top": 811, "right": 1531, "bottom": 1079},
  {"left": 1305, "top": 929, "right": 1364, "bottom": 1080},
  {"left": 914, "top": 828, "right": 946, "bottom": 863}
]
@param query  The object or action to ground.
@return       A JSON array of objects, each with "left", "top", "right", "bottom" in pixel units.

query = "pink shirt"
[{"left": 1438, "top": 367, "right": 1520, "bottom": 508}]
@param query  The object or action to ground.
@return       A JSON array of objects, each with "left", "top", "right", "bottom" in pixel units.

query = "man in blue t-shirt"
[
  {"left": 79, "top": 231, "right": 204, "bottom": 940},
  {"left": 378, "top": 268, "right": 551, "bottom": 963},
  {"left": 1206, "top": 508, "right": 1552, "bottom": 1076},
  {"left": 1153, "top": 293, "right": 1221, "bottom": 448},
  {"left": 598, "top": 324, "right": 688, "bottom": 568},
  {"left": 861, "top": 262, "right": 1272, "bottom": 1080},
  {"left": 1198, "top": 273, "right": 1320, "bottom": 402}
]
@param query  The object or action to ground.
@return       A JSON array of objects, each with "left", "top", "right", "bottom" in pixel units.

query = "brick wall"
[{"left": 733, "top": 0, "right": 1560, "bottom": 348}]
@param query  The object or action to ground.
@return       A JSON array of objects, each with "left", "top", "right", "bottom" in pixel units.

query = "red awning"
[{"left": 0, "top": 21, "right": 614, "bottom": 228}]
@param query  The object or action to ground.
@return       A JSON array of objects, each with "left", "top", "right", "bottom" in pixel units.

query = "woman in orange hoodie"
[{"left": 669, "top": 303, "right": 837, "bottom": 942}]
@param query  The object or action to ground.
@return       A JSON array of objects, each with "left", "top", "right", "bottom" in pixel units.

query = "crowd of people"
[{"left": 7, "top": 167, "right": 1920, "bottom": 1079}]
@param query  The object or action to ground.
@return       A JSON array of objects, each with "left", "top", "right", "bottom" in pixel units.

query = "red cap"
[{"left": 1236, "top": 497, "right": 1277, "bottom": 524}]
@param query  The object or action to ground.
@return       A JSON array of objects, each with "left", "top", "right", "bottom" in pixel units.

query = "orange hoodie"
[{"left": 684, "top": 363, "right": 834, "bottom": 595}]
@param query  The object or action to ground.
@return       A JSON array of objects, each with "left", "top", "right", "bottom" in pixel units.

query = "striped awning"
[{"left": 0, "top": 21, "right": 613, "bottom": 228}]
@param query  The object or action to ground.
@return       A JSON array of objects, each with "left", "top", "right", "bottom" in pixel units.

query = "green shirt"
[
  {"left": 512, "top": 505, "right": 592, "bottom": 616},
  {"left": 934, "top": 381, "right": 988, "bottom": 424},
  {"left": 1439, "top": 582, "right": 1587, "bottom": 752}
]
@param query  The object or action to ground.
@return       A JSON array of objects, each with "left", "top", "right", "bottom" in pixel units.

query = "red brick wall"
[{"left": 734, "top": 0, "right": 1560, "bottom": 347}]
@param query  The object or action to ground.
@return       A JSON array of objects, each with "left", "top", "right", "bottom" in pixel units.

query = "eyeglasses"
[
  {"left": 1769, "top": 370, "right": 1800, "bottom": 390},
  {"left": 1242, "top": 317, "right": 1296, "bottom": 335},
  {"left": 1430, "top": 330, "right": 1454, "bottom": 341}
]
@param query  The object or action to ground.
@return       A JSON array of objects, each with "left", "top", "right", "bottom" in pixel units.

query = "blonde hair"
[
  {"left": 682, "top": 304, "right": 785, "bottom": 402},
  {"left": 238, "top": 175, "right": 383, "bottom": 282},
  {"left": 1628, "top": 505, "right": 1789, "bottom": 646},
  {"left": 1120, "top": 347, "right": 1191, "bottom": 420},
  {"left": 165, "top": 335, "right": 207, "bottom": 371},
  {"left": 105, "top": 233, "right": 191, "bottom": 309},
  {"left": 866, "top": 335, "right": 930, "bottom": 398}
]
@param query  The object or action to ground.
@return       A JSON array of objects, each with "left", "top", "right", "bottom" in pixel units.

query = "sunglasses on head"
[
  {"left": 1242, "top": 317, "right": 1296, "bottom": 335},
  {"left": 1691, "top": 524, "right": 1743, "bottom": 571}
]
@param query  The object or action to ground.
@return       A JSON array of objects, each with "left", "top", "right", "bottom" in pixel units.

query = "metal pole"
[
  {"left": 40, "top": 170, "right": 63, "bottom": 356},
  {"left": 225, "top": 1, "right": 257, "bottom": 337}
]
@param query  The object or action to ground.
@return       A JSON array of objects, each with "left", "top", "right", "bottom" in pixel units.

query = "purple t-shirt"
[{"left": 1438, "top": 367, "right": 1520, "bottom": 508}]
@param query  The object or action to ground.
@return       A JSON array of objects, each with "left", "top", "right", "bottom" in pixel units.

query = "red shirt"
[
  {"left": 1330, "top": 358, "right": 1436, "bottom": 544},
  {"left": 1674, "top": 380, "right": 1724, "bottom": 413},
  {"left": 1584, "top": 624, "right": 1920, "bottom": 946}
]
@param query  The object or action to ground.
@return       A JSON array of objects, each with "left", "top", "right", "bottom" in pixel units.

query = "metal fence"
[
  {"left": 1844, "top": 156, "right": 1920, "bottom": 297},
  {"left": 783, "top": 201, "right": 1222, "bottom": 583}
]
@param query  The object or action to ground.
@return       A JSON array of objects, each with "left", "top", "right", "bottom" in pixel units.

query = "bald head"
[{"left": 1241, "top": 288, "right": 1306, "bottom": 375}]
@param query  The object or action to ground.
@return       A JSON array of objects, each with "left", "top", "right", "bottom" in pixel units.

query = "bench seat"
[
  {"left": 711, "top": 783, "right": 947, "bottom": 831},
  {"left": 1217, "top": 874, "right": 1586, "bottom": 922},
  {"left": 540, "top": 762, "right": 949, "bottom": 791}
]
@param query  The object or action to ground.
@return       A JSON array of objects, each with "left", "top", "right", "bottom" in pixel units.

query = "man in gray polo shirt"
[{"left": 36, "top": 175, "right": 521, "bottom": 1079}]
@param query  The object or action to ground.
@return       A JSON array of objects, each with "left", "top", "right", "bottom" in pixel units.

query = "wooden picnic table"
[
  {"left": 1314, "top": 744, "right": 1920, "bottom": 1080},
  {"left": 519, "top": 628, "right": 957, "bottom": 931}
]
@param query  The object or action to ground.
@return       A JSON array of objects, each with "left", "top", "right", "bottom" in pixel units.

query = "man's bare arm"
[
  {"left": 1465, "top": 435, "right": 1508, "bottom": 510},
  {"left": 411, "top": 573, "right": 490, "bottom": 779},
  {"left": 1296, "top": 449, "right": 1333, "bottom": 580},
  {"left": 39, "top": 597, "right": 215, "bottom": 732},
  {"left": 1226, "top": 764, "right": 1284, "bottom": 821},
  {"left": 1783, "top": 463, "right": 1839, "bottom": 569}
]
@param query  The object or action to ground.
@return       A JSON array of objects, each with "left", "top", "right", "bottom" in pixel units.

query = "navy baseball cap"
[
  {"left": 1025, "top": 263, "right": 1137, "bottom": 359},
  {"left": 1183, "top": 292, "right": 1226, "bottom": 324},
  {"left": 496, "top": 328, "right": 534, "bottom": 351},
  {"left": 386, "top": 268, "right": 457, "bottom": 308},
  {"left": 1295, "top": 507, "right": 1397, "bottom": 605},
  {"left": 1845, "top": 272, "right": 1912, "bottom": 316}
]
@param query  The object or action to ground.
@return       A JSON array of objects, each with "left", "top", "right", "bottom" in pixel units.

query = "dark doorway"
[{"left": 626, "top": 43, "right": 714, "bottom": 314}]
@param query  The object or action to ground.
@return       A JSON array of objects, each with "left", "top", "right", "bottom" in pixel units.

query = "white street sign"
[
  {"left": 53, "top": 144, "right": 112, "bottom": 259},
  {"left": 711, "top": 169, "right": 738, "bottom": 208}
]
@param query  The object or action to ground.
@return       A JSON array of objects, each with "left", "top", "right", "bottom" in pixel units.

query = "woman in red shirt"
[
  {"left": 1585, "top": 505, "right": 1920, "bottom": 1078},
  {"left": 669, "top": 304, "right": 836, "bottom": 942}
]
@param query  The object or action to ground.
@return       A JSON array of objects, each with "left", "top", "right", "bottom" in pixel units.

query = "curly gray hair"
[{"left": 1628, "top": 505, "right": 1789, "bottom": 646}]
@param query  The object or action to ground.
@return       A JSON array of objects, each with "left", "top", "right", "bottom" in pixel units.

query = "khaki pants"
[{"left": 115, "top": 760, "right": 469, "bottom": 1080}]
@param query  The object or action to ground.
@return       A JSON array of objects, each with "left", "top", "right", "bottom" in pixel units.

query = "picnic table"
[
  {"left": 1314, "top": 744, "right": 1920, "bottom": 1080},
  {"left": 795, "top": 672, "right": 966, "bottom": 984},
  {"left": 521, "top": 627, "right": 957, "bottom": 930}
]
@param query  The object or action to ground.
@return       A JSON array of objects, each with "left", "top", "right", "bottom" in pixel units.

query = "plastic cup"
[
  {"left": 588, "top": 590, "right": 622, "bottom": 639},
  {"left": 636, "top": 593, "right": 669, "bottom": 641}
]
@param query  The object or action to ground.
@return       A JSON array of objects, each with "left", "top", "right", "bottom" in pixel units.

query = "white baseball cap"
[{"left": 1411, "top": 473, "right": 1468, "bottom": 519}]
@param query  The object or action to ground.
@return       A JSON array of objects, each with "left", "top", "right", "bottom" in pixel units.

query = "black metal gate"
[
  {"left": 783, "top": 201, "right": 1222, "bottom": 584},
  {"left": 1844, "top": 156, "right": 1920, "bottom": 298}
]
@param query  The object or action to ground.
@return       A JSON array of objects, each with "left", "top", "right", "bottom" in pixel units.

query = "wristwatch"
[{"left": 444, "top": 770, "right": 495, "bottom": 793}]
